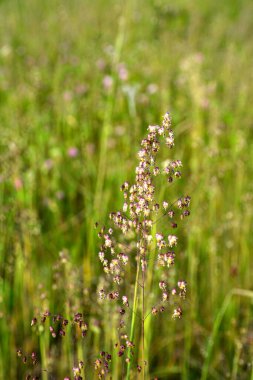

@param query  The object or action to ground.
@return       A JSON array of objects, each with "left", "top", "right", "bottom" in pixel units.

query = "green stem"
[
  {"left": 143, "top": 225, "right": 156, "bottom": 377},
  {"left": 126, "top": 256, "right": 141, "bottom": 380},
  {"left": 93, "top": 11, "right": 126, "bottom": 215},
  {"left": 201, "top": 289, "right": 253, "bottom": 380},
  {"left": 39, "top": 334, "right": 48, "bottom": 380},
  {"left": 142, "top": 265, "right": 145, "bottom": 380}
]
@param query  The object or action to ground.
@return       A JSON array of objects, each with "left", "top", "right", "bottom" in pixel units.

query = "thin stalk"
[
  {"left": 231, "top": 341, "right": 241, "bottom": 380},
  {"left": 251, "top": 361, "right": 253, "bottom": 380},
  {"left": 126, "top": 256, "right": 141, "bottom": 380},
  {"left": 39, "top": 334, "right": 48, "bottom": 380},
  {"left": 201, "top": 289, "right": 253, "bottom": 380},
  {"left": 93, "top": 10, "right": 126, "bottom": 214},
  {"left": 141, "top": 263, "right": 145, "bottom": 380},
  {"left": 86, "top": 6, "right": 127, "bottom": 287},
  {"left": 143, "top": 224, "right": 156, "bottom": 377},
  {"left": 112, "top": 313, "right": 120, "bottom": 380}
]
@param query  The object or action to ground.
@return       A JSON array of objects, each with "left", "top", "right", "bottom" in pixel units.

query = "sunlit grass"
[{"left": 0, "top": 0, "right": 253, "bottom": 378}]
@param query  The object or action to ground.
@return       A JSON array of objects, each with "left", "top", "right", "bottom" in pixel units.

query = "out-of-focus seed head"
[
  {"left": 172, "top": 307, "right": 183, "bottom": 319},
  {"left": 31, "top": 318, "right": 37, "bottom": 326}
]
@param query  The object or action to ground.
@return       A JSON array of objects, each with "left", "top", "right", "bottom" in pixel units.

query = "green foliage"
[{"left": 0, "top": 0, "right": 253, "bottom": 378}]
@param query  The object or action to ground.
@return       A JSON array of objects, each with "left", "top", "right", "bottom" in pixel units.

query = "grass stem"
[{"left": 126, "top": 254, "right": 141, "bottom": 380}]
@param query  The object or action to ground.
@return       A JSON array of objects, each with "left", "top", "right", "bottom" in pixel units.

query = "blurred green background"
[{"left": 1, "top": 0, "right": 253, "bottom": 379}]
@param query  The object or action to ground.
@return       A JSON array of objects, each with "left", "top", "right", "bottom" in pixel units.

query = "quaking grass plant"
[
  {"left": 18, "top": 112, "right": 190, "bottom": 380},
  {"left": 96, "top": 112, "right": 191, "bottom": 379}
]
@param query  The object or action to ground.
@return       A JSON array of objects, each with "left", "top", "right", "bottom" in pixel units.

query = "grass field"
[{"left": 1, "top": 0, "right": 253, "bottom": 379}]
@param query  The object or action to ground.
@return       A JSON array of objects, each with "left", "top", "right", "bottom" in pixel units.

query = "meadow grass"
[{"left": 0, "top": 0, "right": 253, "bottom": 378}]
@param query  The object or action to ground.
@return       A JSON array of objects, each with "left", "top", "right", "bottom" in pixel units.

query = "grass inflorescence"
[{"left": 96, "top": 112, "right": 190, "bottom": 379}]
